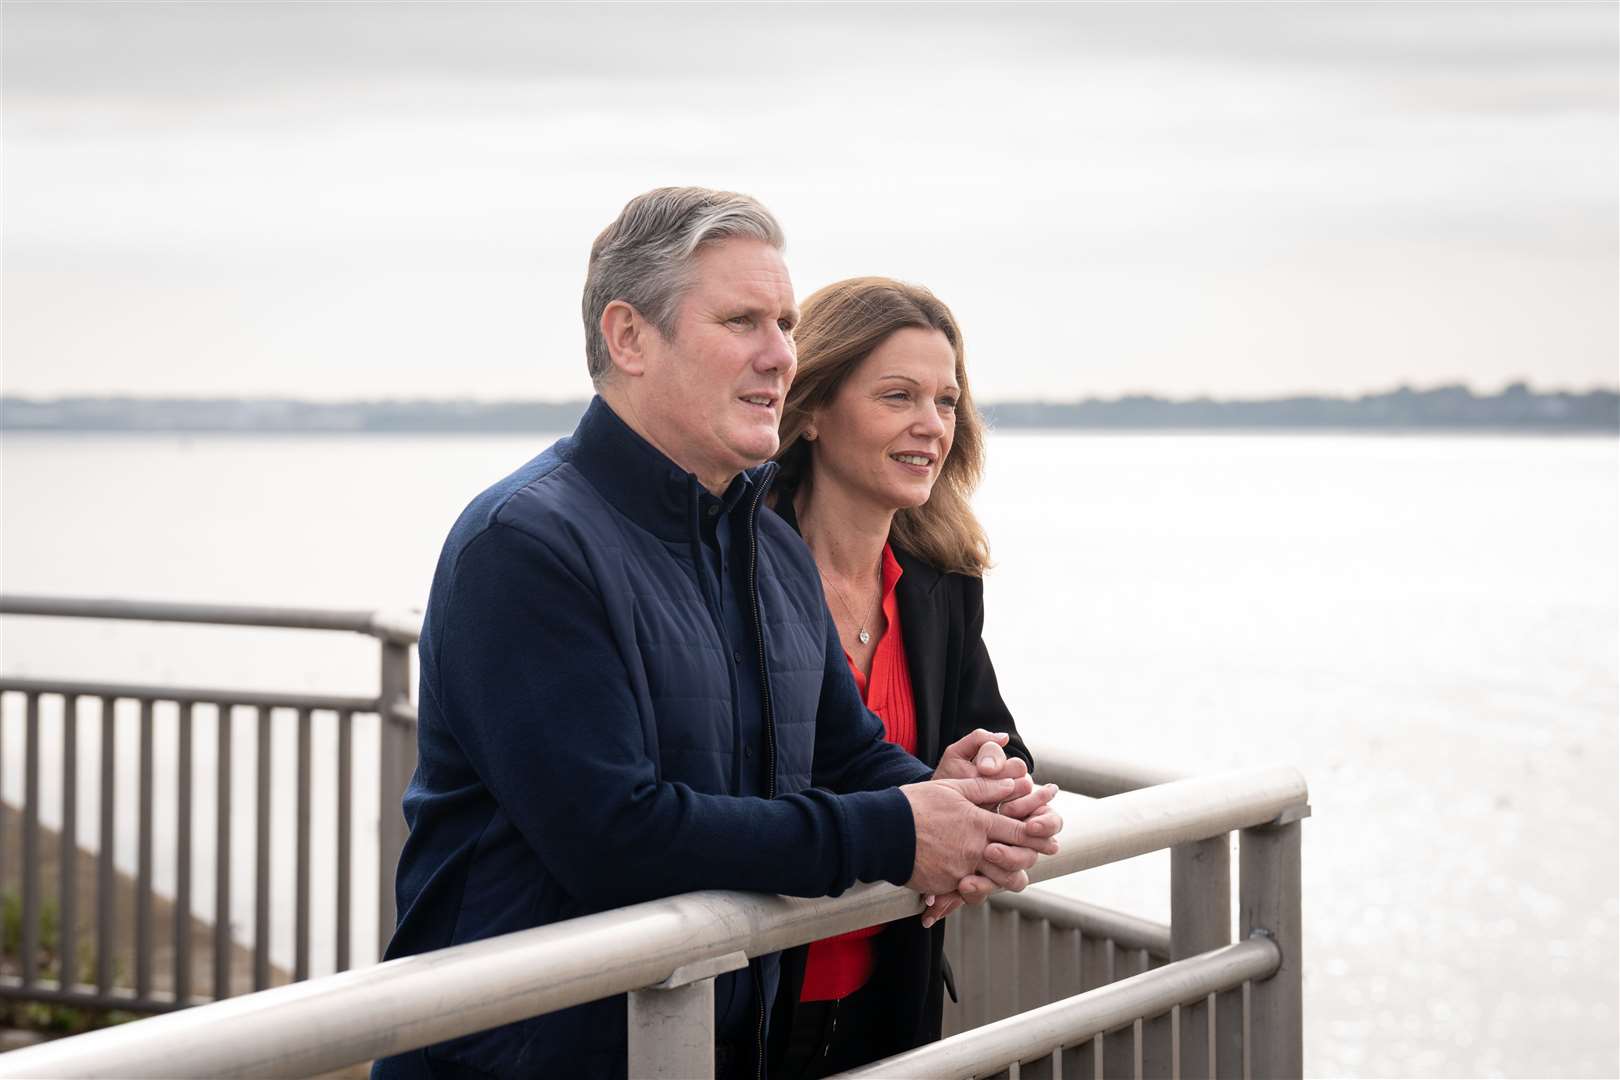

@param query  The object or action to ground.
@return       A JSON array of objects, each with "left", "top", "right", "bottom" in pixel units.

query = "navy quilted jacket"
[{"left": 375, "top": 397, "right": 930, "bottom": 1079}]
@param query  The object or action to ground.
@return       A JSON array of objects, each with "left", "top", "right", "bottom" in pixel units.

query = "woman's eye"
[{"left": 939, "top": 398, "right": 959, "bottom": 411}]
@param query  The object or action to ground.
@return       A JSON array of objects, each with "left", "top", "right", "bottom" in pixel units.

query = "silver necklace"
[{"left": 821, "top": 566, "right": 880, "bottom": 645}]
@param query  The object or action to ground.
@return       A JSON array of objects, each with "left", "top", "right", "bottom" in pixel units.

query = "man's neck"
[
  {"left": 794, "top": 483, "right": 894, "bottom": 583},
  {"left": 597, "top": 386, "right": 737, "bottom": 497}
]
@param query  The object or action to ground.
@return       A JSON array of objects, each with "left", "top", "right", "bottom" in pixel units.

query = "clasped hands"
[{"left": 900, "top": 729, "right": 1064, "bottom": 929}]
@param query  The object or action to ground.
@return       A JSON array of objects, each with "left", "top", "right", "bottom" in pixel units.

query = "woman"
[{"left": 767, "top": 277, "right": 1033, "bottom": 1077}]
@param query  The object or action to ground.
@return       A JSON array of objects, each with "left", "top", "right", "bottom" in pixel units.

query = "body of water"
[{"left": 1, "top": 431, "right": 1615, "bottom": 1077}]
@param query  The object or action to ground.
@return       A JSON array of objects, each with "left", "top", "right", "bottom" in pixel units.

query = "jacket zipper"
[{"left": 746, "top": 471, "right": 776, "bottom": 1080}]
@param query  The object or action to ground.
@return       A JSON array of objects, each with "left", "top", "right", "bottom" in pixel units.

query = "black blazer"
[{"left": 767, "top": 499, "right": 1034, "bottom": 1072}]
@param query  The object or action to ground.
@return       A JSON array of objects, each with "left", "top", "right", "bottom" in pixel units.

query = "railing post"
[
  {"left": 626, "top": 951, "right": 747, "bottom": 1079},
  {"left": 1172, "top": 834, "right": 1230, "bottom": 1079},
  {"left": 1239, "top": 815, "right": 1304, "bottom": 1079},
  {"left": 376, "top": 637, "right": 414, "bottom": 960}
]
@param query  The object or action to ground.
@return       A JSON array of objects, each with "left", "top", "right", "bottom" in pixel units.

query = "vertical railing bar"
[
  {"left": 336, "top": 710, "right": 353, "bottom": 973},
  {"left": 295, "top": 707, "right": 312, "bottom": 981},
  {"left": 214, "top": 703, "right": 233, "bottom": 1000},
  {"left": 1240, "top": 820, "right": 1303, "bottom": 1079},
  {"left": 253, "top": 707, "right": 272, "bottom": 991},
  {"left": 96, "top": 695, "right": 116, "bottom": 995},
  {"left": 22, "top": 692, "right": 42, "bottom": 988},
  {"left": 175, "top": 701, "right": 193, "bottom": 1005},
  {"left": 1174, "top": 834, "right": 1230, "bottom": 1080},
  {"left": 59, "top": 694, "right": 79, "bottom": 992},
  {"left": 136, "top": 698, "right": 155, "bottom": 1000},
  {"left": 377, "top": 639, "right": 413, "bottom": 962}
]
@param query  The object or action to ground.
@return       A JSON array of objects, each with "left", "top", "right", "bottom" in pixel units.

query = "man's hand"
[
  {"left": 919, "top": 780, "right": 1064, "bottom": 927},
  {"left": 901, "top": 777, "right": 1060, "bottom": 898}
]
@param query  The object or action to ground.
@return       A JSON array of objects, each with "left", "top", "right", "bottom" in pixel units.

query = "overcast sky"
[{"left": 2, "top": 1, "right": 1615, "bottom": 401}]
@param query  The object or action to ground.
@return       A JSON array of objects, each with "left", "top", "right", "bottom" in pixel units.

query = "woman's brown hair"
[{"left": 774, "top": 277, "right": 990, "bottom": 576}]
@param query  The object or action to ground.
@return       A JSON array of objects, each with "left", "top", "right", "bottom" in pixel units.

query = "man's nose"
[{"left": 756, "top": 325, "right": 796, "bottom": 375}]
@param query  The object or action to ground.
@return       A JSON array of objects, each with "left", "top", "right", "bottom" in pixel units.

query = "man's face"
[{"left": 634, "top": 238, "right": 799, "bottom": 492}]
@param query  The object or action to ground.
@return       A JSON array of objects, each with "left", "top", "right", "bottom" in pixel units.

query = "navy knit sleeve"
[{"left": 433, "top": 522, "right": 917, "bottom": 910}]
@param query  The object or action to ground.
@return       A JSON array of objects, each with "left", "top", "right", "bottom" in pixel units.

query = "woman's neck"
[{"left": 794, "top": 483, "right": 895, "bottom": 583}]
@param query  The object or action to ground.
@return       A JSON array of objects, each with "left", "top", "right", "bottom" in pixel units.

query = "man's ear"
[{"left": 601, "top": 300, "right": 651, "bottom": 378}]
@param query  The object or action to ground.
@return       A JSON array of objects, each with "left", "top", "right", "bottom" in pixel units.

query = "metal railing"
[
  {"left": 0, "top": 763, "right": 1309, "bottom": 1079},
  {"left": 0, "top": 595, "right": 420, "bottom": 1014}
]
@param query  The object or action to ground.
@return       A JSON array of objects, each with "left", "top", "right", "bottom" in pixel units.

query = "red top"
[{"left": 799, "top": 543, "right": 917, "bottom": 1003}]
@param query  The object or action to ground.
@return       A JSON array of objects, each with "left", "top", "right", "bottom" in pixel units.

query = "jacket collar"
[{"left": 565, "top": 395, "right": 777, "bottom": 544}]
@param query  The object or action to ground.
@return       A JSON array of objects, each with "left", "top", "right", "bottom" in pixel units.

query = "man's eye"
[
  {"left": 727, "top": 316, "right": 751, "bottom": 328},
  {"left": 778, "top": 319, "right": 794, "bottom": 334}
]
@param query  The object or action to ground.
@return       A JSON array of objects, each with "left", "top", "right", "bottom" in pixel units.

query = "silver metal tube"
[
  {"left": 335, "top": 712, "right": 352, "bottom": 973},
  {"left": 97, "top": 698, "right": 116, "bottom": 996},
  {"left": 60, "top": 695, "right": 79, "bottom": 992},
  {"left": 0, "top": 767, "right": 1306, "bottom": 1079},
  {"left": 0, "top": 595, "right": 419, "bottom": 643},
  {"left": 214, "top": 705, "right": 232, "bottom": 999},
  {"left": 295, "top": 709, "right": 311, "bottom": 981},
  {"left": 22, "top": 693, "right": 41, "bottom": 988},
  {"left": 1240, "top": 821, "right": 1303, "bottom": 1078},
  {"left": 175, "top": 703, "right": 193, "bottom": 1005},
  {"left": 254, "top": 708, "right": 271, "bottom": 992},
  {"left": 0, "top": 677, "right": 375, "bottom": 716},
  {"left": 1034, "top": 748, "right": 1185, "bottom": 799},
  {"left": 837, "top": 938, "right": 1279, "bottom": 1079},
  {"left": 137, "top": 699, "right": 154, "bottom": 999},
  {"left": 988, "top": 890, "right": 1170, "bottom": 957}
]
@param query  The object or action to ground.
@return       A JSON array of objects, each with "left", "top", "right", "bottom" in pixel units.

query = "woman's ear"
[{"left": 601, "top": 300, "right": 650, "bottom": 378}]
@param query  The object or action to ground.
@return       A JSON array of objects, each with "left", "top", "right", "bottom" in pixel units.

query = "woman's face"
[{"left": 808, "top": 326, "right": 960, "bottom": 513}]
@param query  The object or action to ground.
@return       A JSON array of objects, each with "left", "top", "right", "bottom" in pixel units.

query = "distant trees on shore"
[{"left": 3, "top": 383, "right": 1616, "bottom": 433}]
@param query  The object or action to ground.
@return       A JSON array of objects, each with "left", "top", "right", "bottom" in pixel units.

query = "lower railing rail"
[
  {"left": 0, "top": 765, "right": 1308, "bottom": 1080},
  {"left": 841, "top": 936, "right": 1279, "bottom": 1079}
]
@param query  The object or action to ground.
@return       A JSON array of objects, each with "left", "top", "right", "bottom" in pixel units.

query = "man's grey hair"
[{"left": 583, "top": 187, "right": 786, "bottom": 385}]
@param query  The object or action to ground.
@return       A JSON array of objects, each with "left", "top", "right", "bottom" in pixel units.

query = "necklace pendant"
[{"left": 858, "top": 628, "right": 871, "bottom": 645}]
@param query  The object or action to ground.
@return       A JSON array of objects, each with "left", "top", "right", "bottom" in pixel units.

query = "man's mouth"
[{"left": 739, "top": 394, "right": 777, "bottom": 411}]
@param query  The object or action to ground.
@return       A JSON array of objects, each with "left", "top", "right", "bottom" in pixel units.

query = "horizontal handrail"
[
  {"left": 1036, "top": 746, "right": 1187, "bottom": 798},
  {"left": 0, "top": 765, "right": 1306, "bottom": 1079},
  {"left": 989, "top": 889, "right": 1170, "bottom": 956},
  {"left": 839, "top": 936, "right": 1280, "bottom": 1078},
  {"left": 0, "top": 594, "right": 422, "bottom": 644},
  {"left": 0, "top": 677, "right": 379, "bottom": 715}
]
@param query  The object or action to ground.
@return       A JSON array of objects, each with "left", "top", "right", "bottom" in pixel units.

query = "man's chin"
[{"left": 728, "top": 432, "right": 780, "bottom": 470}]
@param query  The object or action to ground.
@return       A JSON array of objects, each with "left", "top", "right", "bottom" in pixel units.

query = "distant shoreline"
[{"left": 3, "top": 384, "right": 1616, "bottom": 433}]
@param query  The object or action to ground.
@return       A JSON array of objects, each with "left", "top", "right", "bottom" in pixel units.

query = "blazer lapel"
[{"left": 894, "top": 548, "right": 947, "bottom": 766}]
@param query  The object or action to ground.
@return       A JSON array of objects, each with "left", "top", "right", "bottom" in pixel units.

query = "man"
[{"left": 375, "top": 187, "right": 1061, "bottom": 1079}]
